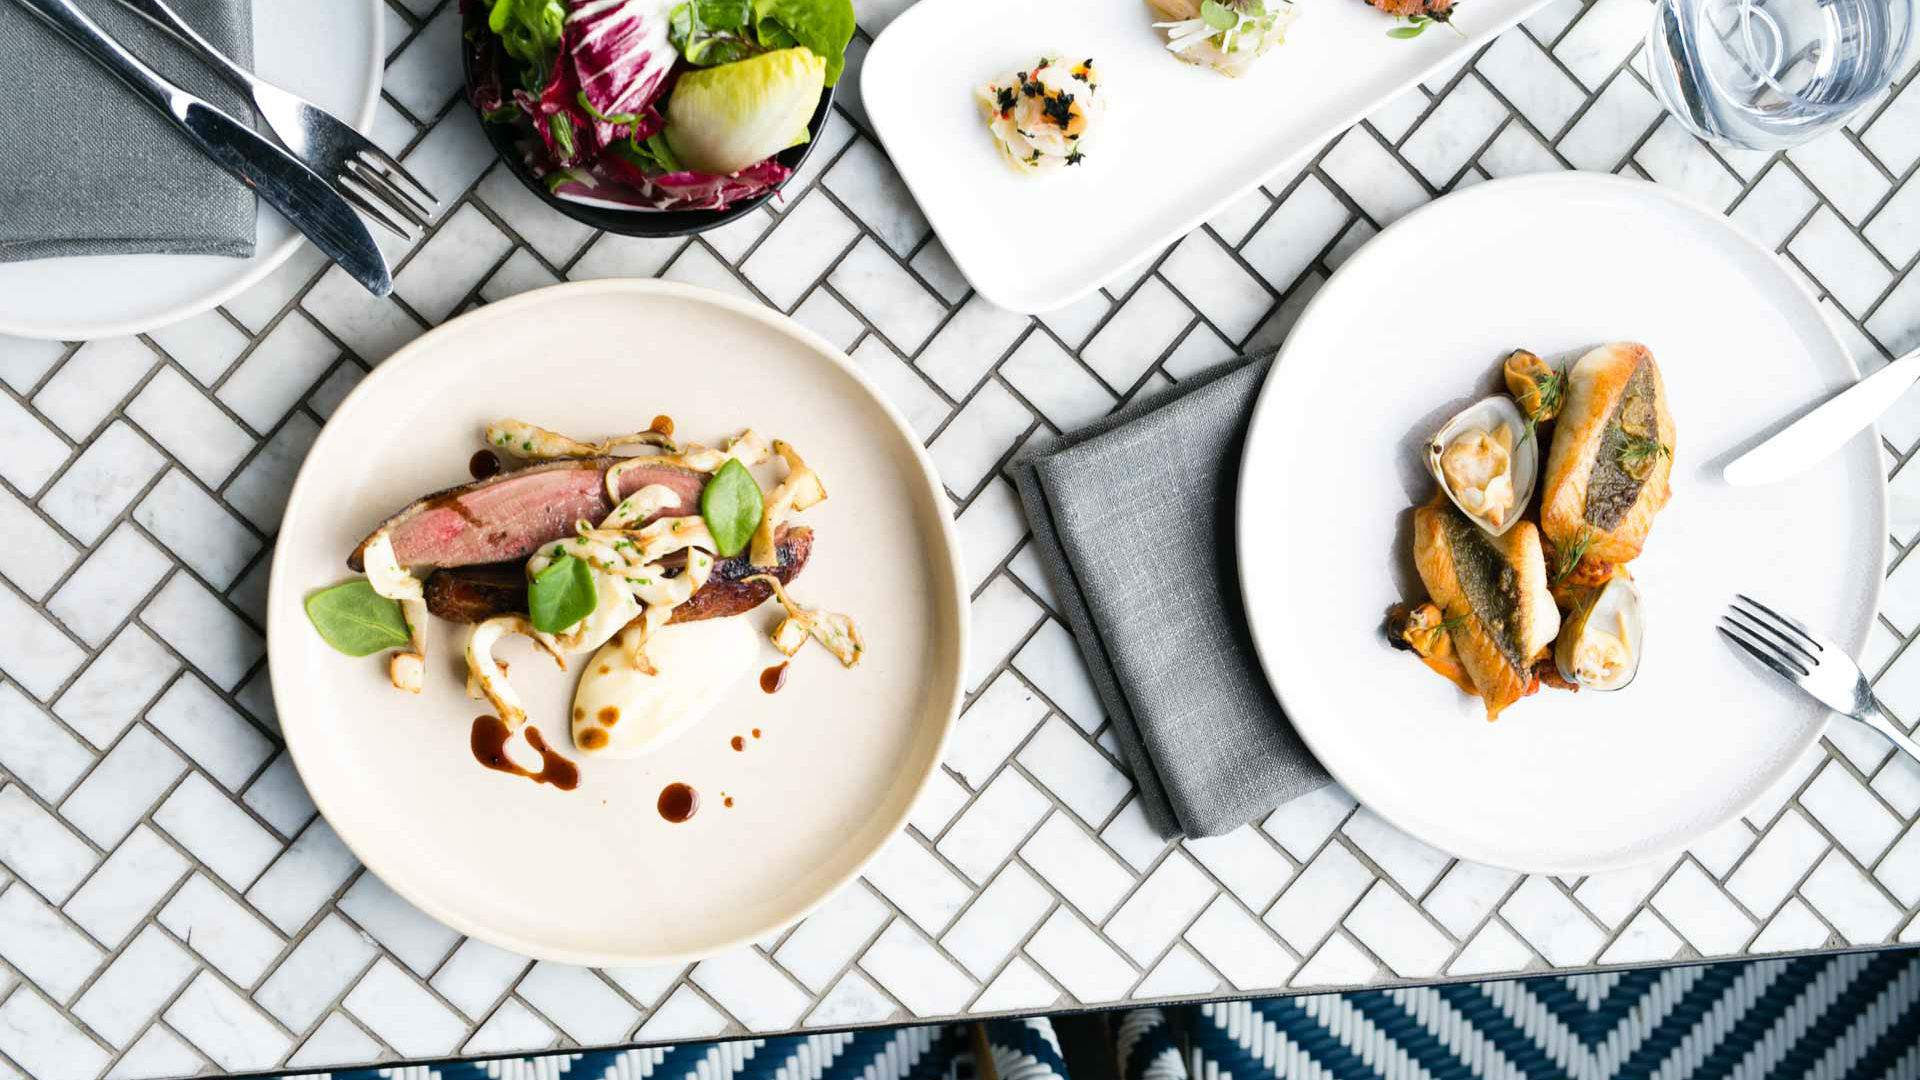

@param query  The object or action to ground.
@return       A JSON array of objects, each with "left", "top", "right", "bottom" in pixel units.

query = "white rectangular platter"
[{"left": 862, "top": 0, "right": 1555, "bottom": 313}]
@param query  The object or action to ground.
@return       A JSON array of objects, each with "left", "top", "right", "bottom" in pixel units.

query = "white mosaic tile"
[
  {"left": 856, "top": 920, "right": 973, "bottom": 1017},
  {"left": 71, "top": 926, "right": 193, "bottom": 1047}
]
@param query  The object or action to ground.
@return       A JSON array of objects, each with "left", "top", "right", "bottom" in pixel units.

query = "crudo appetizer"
[
  {"left": 1387, "top": 343, "right": 1675, "bottom": 719},
  {"left": 977, "top": 56, "right": 1103, "bottom": 173},
  {"left": 468, "top": 0, "right": 855, "bottom": 211},
  {"left": 1147, "top": 0, "right": 1298, "bottom": 76},
  {"left": 304, "top": 416, "right": 861, "bottom": 793}
]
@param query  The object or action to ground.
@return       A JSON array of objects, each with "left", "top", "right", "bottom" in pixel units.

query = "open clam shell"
[
  {"left": 1425, "top": 395, "right": 1536, "bottom": 537},
  {"left": 1554, "top": 575, "right": 1645, "bottom": 691}
]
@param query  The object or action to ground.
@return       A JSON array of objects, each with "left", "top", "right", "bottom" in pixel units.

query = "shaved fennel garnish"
[
  {"left": 602, "top": 483, "right": 688, "bottom": 528},
  {"left": 643, "top": 428, "right": 773, "bottom": 474},
  {"left": 361, "top": 530, "right": 430, "bottom": 687},
  {"left": 466, "top": 615, "right": 566, "bottom": 728},
  {"left": 487, "top": 418, "right": 678, "bottom": 460},
  {"left": 751, "top": 440, "right": 826, "bottom": 568},
  {"left": 1151, "top": 0, "right": 1295, "bottom": 71},
  {"left": 748, "top": 574, "right": 863, "bottom": 667}
]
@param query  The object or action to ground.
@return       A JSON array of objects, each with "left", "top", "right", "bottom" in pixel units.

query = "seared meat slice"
[
  {"left": 421, "top": 561, "right": 524, "bottom": 624},
  {"left": 348, "top": 457, "right": 703, "bottom": 572},
  {"left": 1368, "top": 0, "right": 1453, "bottom": 18},
  {"left": 422, "top": 526, "right": 814, "bottom": 625},
  {"left": 671, "top": 527, "right": 813, "bottom": 623}
]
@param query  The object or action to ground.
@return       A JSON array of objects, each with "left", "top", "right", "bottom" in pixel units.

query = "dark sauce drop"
[
  {"left": 468, "top": 449, "right": 501, "bottom": 480},
  {"left": 760, "top": 661, "right": 789, "bottom": 694},
  {"left": 470, "top": 716, "right": 579, "bottom": 790},
  {"left": 650, "top": 414, "right": 675, "bottom": 438},
  {"left": 730, "top": 735, "right": 745, "bottom": 751},
  {"left": 658, "top": 782, "right": 699, "bottom": 822},
  {"left": 752, "top": 728, "right": 762, "bottom": 739},
  {"left": 724, "top": 796, "right": 735, "bottom": 808}
]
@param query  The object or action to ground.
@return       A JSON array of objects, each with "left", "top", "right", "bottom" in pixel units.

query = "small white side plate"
[
  {"left": 0, "top": 0, "right": 382, "bottom": 341},
  {"left": 861, "top": 0, "right": 1548, "bottom": 314},
  {"left": 267, "top": 281, "right": 968, "bottom": 964},
  {"left": 1237, "top": 175, "right": 1886, "bottom": 875}
]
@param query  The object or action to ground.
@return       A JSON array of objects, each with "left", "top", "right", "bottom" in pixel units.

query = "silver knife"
[
  {"left": 10, "top": 0, "right": 392, "bottom": 296},
  {"left": 1723, "top": 347, "right": 1920, "bottom": 486}
]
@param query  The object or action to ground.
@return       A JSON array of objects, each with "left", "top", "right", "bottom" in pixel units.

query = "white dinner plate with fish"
[
  {"left": 267, "top": 280, "right": 967, "bottom": 964},
  {"left": 1238, "top": 174, "right": 1887, "bottom": 875},
  {"left": 0, "top": 0, "right": 381, "bottom": 341},
  {"left": 861, "top": 0, "right": 1551, "bottom": 314}
]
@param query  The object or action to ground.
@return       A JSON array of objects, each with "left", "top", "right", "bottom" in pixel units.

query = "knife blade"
[
  {"left": 179, "top": 102, "right": 392, "bottom": 295},
  {"left": 9, "top": 0, "right": 391, "bottom": 297},
  {"left": 1723, "top": 347, "right": 1920, "bottom": 486}
]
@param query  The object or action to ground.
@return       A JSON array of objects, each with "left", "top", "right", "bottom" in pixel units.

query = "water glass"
[{"left": 1646, "top": 0, "right": 1914, "bottom": 150}]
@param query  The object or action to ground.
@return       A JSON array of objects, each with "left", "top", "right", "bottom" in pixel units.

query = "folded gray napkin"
[
  {"left": 0, "top": 0, "right": 256, "bottom": 262},
  {"left": 1012, "top": 354, "right": 1330, "bottom": 839}
]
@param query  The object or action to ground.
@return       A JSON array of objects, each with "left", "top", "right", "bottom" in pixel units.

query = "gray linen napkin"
[
  {"left": 1012, "top": 354, "right": 1329, "bottom": 839},
  {"left": 0, "top": 0, "right": 256, "bottom": 262}
]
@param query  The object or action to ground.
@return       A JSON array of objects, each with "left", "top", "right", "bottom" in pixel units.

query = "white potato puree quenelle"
[{"left": 571, "top": 617, "right": 760, "bottom": 757}]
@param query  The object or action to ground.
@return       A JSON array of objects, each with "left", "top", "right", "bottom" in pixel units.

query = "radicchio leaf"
[
  {"left": 549, "top": 154, "right": 790, "bottom": 211},
  {"left": 511, "top": 35, "right": 600, "bottom": 166},
  {"left": 567, "top": 0, "right": 679, "bottom": 148}
]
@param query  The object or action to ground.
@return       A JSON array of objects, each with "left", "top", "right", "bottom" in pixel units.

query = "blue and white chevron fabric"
[
  {"left": 979, "top": 1018, "right": 1071, "bottom": 1080},
  {"left": 1162, "top": 953, "right": 1920, "bottom": 1080},
  {"left": 319, "top": 1025, "right": 973, "bottom": 1080}
]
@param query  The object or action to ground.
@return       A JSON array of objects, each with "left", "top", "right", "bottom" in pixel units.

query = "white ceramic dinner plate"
[
  {"left": 268, "top": 281, "right": 968, "bottom": 964},
  {"left": 861, "top": 0, "right": 1549, "bottom": 314},
  {"left": 1238, "top": 175, "right": 1887, "bottom": 875},
  {"left": 0, "top": 0, "right": 381, "bottom": 341}
]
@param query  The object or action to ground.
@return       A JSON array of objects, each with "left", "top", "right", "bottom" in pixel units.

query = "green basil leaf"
[
  {"left": 529, "top": 555, "right": 598, "bottom": 633},
  {"left": 305, "top": 580, "right": 412, "bottom": 657},
  {"left": 1200, "top": 0, "right": 1240, "bottom": 31},
  {"left": 1387, "top": 22, "right": 1428, "bottom": 37},
  {"left": 701, "top": 458, "right": 764, "bottom": 558}
]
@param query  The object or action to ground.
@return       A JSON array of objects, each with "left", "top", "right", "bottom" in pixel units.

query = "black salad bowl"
[{"left": 461, "top": 11, "right": 836, "bottom": 239}]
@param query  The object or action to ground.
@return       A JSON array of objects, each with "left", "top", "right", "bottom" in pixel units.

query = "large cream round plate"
[
  {"left": 0, "top": 0, "right": 382, "bottom": 340},
  {"left": 268, "top": 281, "right": 968, "bottom": 964},
  {"left": 1237, "top": 175, "right": 1887, "bottom": 875}
]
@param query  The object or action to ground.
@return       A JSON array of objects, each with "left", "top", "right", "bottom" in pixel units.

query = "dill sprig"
[
  {"left": 1616, "top": 432, "right": 1669, "bottom": 479},
  {"left": 1551, "top": 526, "right": 1595, "bottom": 585}
]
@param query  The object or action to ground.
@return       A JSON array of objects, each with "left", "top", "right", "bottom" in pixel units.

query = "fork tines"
[
  {"left": 338, "top": 147, "right": 437, "bottom": 239},
  {"left": 1719, "top": 593, "right": 1823, "bottom": 680}
]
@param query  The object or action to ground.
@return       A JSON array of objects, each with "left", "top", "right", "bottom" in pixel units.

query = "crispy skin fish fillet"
[
  {"left": 1540, "top": 343, "right": 1675, "bottom": 568},
  {"left": 1413, "top": 494, "right": 1560, "bottom": 720}
]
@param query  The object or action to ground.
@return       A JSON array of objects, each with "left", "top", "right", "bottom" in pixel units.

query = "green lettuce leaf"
[
  {"left": 488, "top": 0, "right": 566, "bottom": 71},
  {"left": 671, "top": 0, "right": 762, "bottom": 66},
  {"left": 751, "top": 0, "right": 854, "bottom": 85}
]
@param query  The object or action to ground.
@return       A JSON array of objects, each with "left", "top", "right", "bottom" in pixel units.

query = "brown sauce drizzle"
[
  {"left": 760, "top": 662, "right": 789, "bottom": 694},
  {"left": 752, "top": 728, "right": 762, "bottom": 739},
  {"left": 658, "top": 783, "right": 698, "bottom": 822},
  {"left": 650, "top": 414, "right": 675, "bottom": 438},
  {"left": 469, "top": 449, "right": 501, "bottom": 479},
  {"left": 470, "top": 717, "right": 579, "bottom": 790},
  {"left": 724, "top": 796, "right": 734, "bottom": 808},
  {"left": 730, "top": 735, "right": 745, "bottom": 751}
]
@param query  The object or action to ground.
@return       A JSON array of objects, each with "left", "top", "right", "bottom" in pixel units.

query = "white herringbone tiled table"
[{"left": 3, "top": 1, "right": 1920, "bottom": 1076}]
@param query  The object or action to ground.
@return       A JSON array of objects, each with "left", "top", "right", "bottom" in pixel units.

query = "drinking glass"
[{"left": 1646, "top": 0, "right": 1914, "bottom": 150}]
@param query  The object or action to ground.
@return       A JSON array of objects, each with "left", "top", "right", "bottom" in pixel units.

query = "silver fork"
[
  {"left": 112, "top": 0, "right": 437, "bottom": 237},
  {"left": 1718, "top": 594, "right": 1920, "bottom": 762}
]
